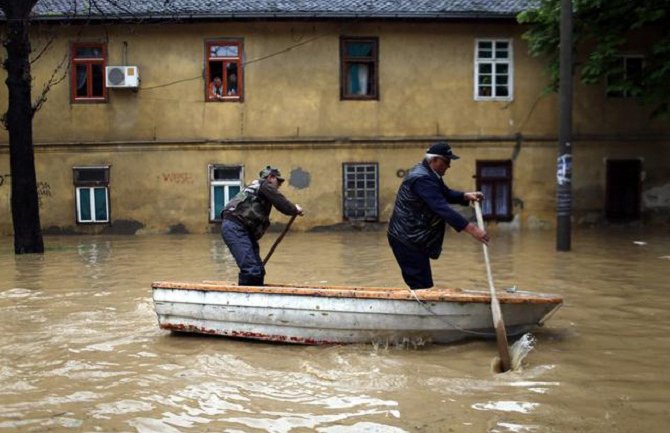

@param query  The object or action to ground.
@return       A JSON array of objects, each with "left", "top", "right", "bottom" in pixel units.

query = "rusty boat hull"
[{"left": 151, "top": 281, "right": 563, "bottom": 345}]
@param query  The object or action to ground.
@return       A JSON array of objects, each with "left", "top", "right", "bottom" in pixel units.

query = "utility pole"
[{"left": 556, "top": 0, "right": 573, "bottom": 251}]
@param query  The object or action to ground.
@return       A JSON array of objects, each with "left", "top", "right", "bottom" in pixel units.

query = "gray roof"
[{"left": 20, "top": 1, "right": 531, "bottom": 21}]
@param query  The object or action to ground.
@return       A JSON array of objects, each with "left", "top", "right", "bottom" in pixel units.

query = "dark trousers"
[
  {"left": 221, "top": 219, "right": 265, "bottom": 286},
  {"left": 388, "top": 235, "right": 433, "bottom": 289}
]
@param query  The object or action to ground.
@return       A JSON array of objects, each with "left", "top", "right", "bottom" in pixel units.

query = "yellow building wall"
[
  {"left": 2, "top": 21, "right": 565, "bottom": 143},
  {"left": 1, "top": 20, "right": 668, "bottom": 236}
]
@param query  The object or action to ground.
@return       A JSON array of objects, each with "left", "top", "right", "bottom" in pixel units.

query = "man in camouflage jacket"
[{"left": 222, "top": 166, "right": 303, "bottom": 286}]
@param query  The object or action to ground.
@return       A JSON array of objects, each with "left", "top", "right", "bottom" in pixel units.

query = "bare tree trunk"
[{"left": 1, "top": 0, "right": 44, "bottom": 253}]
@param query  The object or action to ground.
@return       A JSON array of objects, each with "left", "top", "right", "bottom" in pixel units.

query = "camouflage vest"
[{"left": 223, "top": 180, "right": 272, "bottom": 239}]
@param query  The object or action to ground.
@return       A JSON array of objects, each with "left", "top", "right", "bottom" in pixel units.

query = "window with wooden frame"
[
  {"left": 340, "top": 37, "right": 378, "bottom": 100},
  {"left": 606, "top": 55, "right": 644, "bottom": 98},
  {"left": 206, "top": 40, "right": 243, "bottom": 102},
  {"left": 71, "top": 43, "right": 107, "bottom": 102},
  {"left": 209, "top": 165, "right": 244, "bottom": 221},
  {"left": 475, "top": 160, "right": 513, "bottom": 221},
  {"left": 73, "top": 166, "right": 110, "bottom": 224},
  {"left": 343, "top": 163, "right": 379, "bottom": 221},
  {"left": 475, "top": 39, "right": 513, "bottom": 100}
]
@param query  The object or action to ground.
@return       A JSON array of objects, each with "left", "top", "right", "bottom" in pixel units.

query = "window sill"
[
  {"left": 72, "top": 98, "right": 108, "bottom": 104},
  {"left": 474, "top": 96, "right": 513, "bottom": 102},
  {"left": 207, "top": 97, "right": 242, "bottom": 102},
  {"left": 341, "top": 96, "right": 378, "bottom": 101}
]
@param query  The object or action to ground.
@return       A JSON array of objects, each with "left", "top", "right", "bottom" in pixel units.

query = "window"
[
  {"left": 210, "top": 165, "right": 243, "bottom": 221},
  {"left": 340, "top": 37, "right": 378, "bottom": 100},
  {"left": 206, "top": 40, "right": 243, "bottom": 101},
  {"left": 607, "top": 56, "right": 644, "bottom": 98},
  {"left": 73, "top": 166, "right": 110, "bottom": 223},
  {"left": 606, "top": 159, "right": 641, "bottom": 221},
  {"left": 71, "top": 43, "right": 107, "bottom": 102},
  {"left": 475, "top": 39, "right": 513, "bottom": 100},
  {"left": 343, "top": 163, "right": 378, "bottom": 221},
  {"left": 476, "top": 161, "right": 512, "bottom": 221}
]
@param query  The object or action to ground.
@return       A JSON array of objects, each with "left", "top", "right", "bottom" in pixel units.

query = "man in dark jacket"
[
  {"left": 388, "top": 142, "right": 489, "bottom": 289},
  {"left": 221, "top": 166, "right": 303, "bottom": 286}
]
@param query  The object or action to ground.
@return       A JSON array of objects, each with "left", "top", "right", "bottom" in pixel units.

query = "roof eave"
[{"left": 10, "top": 11, "right": 520, "bottom": 23}]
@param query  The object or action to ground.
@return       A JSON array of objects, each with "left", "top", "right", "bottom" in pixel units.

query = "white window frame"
[
  {"left": 75, "top": 186, "right": 110, "bottom": 223},
  {"left": 73, "top": 165, "right": 110, "bottom": 224},
  {"left": 209, "top": 164, "right": 244, "bottom": 221},
  {"left": 474, "top": 38, "right": 513, "bottom": 101}
]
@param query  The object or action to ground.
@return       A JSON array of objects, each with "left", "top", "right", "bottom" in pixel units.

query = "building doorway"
[{"left": 606, "top": 159, "right": 641, "bottom": 222}]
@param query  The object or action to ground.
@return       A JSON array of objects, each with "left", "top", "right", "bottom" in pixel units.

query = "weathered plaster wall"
[
  {"left": 0, "top": 21, "right": 573, "bottom": 143},
  {"left": 1, "top": 20, "right": 668, "bottom": 236},
  {"left": 1, "top": 137, "right": 666, "bottom": 236}
]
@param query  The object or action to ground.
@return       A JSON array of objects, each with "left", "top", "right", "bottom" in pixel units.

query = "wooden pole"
[
  {"left": 557, "top": 0, "right": 573, "bottom": 251},
  {"left": 474, "top": 201, "right": 512, "bottom": 372},
  {"left": 263, "top": 214, "right": 297, "bottom": 265}
]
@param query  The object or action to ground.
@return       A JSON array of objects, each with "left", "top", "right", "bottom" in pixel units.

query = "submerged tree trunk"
[{"left": 1, "top": 0, "right": 44, "bottom": 253}]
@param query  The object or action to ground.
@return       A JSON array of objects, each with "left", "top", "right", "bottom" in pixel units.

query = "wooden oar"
[
  {"left": 263, "top": 214, "right": 297, "bottom": 265},
  {"left": 474, "top": 201, "right": 512, "bottom": 372}
]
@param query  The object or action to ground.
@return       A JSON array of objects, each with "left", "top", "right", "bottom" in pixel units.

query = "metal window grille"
[{"left": 343, "top": 163, "right": 378, "bottom": 221}]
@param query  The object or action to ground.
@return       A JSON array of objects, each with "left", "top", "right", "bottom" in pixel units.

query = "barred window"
[{"left": 343, "top": 163, "right": 378, "bottom": 221}]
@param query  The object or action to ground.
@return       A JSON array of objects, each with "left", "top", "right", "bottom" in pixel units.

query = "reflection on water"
[{"left": 1, "top": 227, "right": 669, "bottom": 432}]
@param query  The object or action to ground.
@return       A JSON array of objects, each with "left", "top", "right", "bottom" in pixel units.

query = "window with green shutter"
[
  {"left": 73, "top": 166, "right": 110, "bottom": 223},
  {"left": 209, "top": 165, "right": 244, "bottom": 221}
]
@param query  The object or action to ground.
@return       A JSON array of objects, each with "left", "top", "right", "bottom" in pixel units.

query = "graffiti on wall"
[
  {"left": 37, "top": 181, "right": 52, "bottom": 207},
  {"left": 0, "top": 176, "right": 51, "bottom": 206},
  {"left": 160, "top": 172, "right": 194, "bottom": 184}
]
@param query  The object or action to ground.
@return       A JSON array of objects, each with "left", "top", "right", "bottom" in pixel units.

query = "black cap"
[{"left": 427, "top": 141, "right": 460, "bottom": 160}]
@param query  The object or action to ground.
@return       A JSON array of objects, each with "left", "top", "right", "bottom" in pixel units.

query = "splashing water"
[
  {"left": 491, "top": 333, "right": 537, "bottom": 373},
  {"left": 510, "top": 333, "right": 536, "bottom": 370}
]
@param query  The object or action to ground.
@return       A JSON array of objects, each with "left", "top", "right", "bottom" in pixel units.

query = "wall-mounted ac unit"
[{"left": 105, "top": 66, "right": 140, "bottom": 88}]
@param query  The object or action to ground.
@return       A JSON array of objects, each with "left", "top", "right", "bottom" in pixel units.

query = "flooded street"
[{"left": 1, "top": 227, "right": 669, "bottom": 432}]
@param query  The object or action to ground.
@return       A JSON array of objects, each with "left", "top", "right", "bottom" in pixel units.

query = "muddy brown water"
[{"left": 1, "top": 227, "right": 669, "bottom": 432}]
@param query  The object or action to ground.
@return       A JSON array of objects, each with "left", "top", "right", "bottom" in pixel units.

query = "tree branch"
[
  {"left": 32, "top": 52, "right": 69, "bottom": 116},
  {"left": 29, "top": 34, "right": 55, "bottom": 65}
]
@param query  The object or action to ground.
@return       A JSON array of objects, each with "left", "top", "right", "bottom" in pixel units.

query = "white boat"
[{"left": 151, "top": 281, "right": 563, "bottom": 345}]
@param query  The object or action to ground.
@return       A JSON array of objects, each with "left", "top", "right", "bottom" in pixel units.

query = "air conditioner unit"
[{"left": 105, "top": 66, "right": 140, "bottom": 88}]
